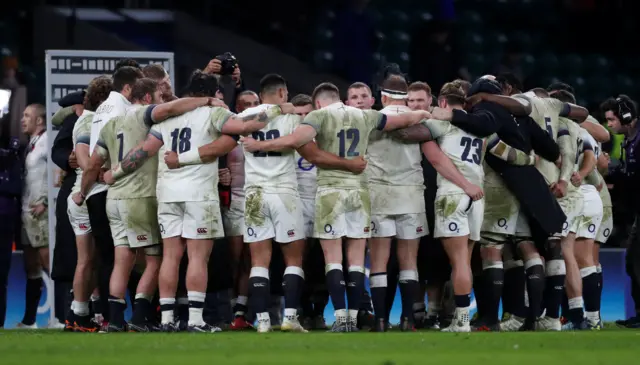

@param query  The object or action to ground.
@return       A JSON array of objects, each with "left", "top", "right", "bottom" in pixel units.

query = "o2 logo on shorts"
[
  {"left": 137, "top": 235, "right": 148, "bottom": 242},
  {"left": 159, "top": 224, "right": 165, "bottom": 234},
  {"left": 562, "top": 222, "right": 569, "bottom": 231},
  {"left": 197, "top": 228, "right": 208, "bottom": 235},
  {"left": 298, "top": 157, "right": 315, "bottom": 171},
  {"left": 324, "top": 224, "right": 335, "bottom": 236},
  {"left": 603, "top": 228, "right": 611, "bottom": 238},
  {"left": 247, "top": 227, "right": 257, "bottom": 238},
  {"left": 370, "top": 221, "right": 377, "bottom": 234},
  {"left": 588, "top": 224, "right": 596, "bottom": 233},
  {"left": 448, "top": 222, "right": 459, "bottom": 233},
  {"left": 498, "top": 218, "right": 508, "bottom": 229}
]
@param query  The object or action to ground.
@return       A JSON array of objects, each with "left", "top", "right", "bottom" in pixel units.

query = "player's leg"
[
  {"left": 368, "top": 215, "right": 393, "bottom": 331},
  {"left": 478, "top": 239, "right": 504, "bottom": 330},
  {"left": 247, "top": 238, "right": 273, "bottom": 332},
  {"left": 513, "top": 213, "right": 545, "bottom": 330},
  {"left": 561, "top": 193, "right": 587, "bottom": 331},
  {"left": 228, "top": 235, "right": 252, "bottom": 329},
  {"left": 501, "top": 245, "right": 527, "bottom": 329},
  {"left": 19, "top": 243, "right": 43, "bottom": 329},
  {"left": 157, "top": 202, "right": 185, "bottom": 331},
  {"left": 595, "top": 206, "right": 612, "bottom": 317}
]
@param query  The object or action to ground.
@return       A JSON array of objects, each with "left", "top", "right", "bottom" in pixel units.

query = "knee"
[{"left": 544, "top": 239, "right": 563, "bottom": 261}]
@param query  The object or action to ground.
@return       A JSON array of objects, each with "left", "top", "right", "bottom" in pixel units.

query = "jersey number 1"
[
  {"left": 337, "top": 128, "right": 360, "bottom": 157},
  {"left": 116, "top": 132, "right": 124, "bottom": 162},
  {"left": 170, "top": 128, "right": 192, "bottom": 153}
]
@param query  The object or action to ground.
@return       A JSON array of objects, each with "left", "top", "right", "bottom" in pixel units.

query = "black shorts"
[{"left": 420, "top": 235, "right": 451, "bottom": 285}]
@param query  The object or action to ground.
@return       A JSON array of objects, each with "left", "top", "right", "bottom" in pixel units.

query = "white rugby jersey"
[
  {"left": 240, "top": 104, "right": 300, "bottom": 194},
  {"left": 227, "top": 144, "right": 245, "bottom": 200},
  {"left": 71, "top": 110, "right": 94, "bottom": 194},
  {"left": 22, "top": 132, "right": 48, "bottom": 211},
  {"left": 150, "top": 106, "right": 234, "bottom": 203},
  {"left": 88, "top": 91, "right": 131, "bottom": 197},
  {"left": 294, "top": 151, "right": 317, "bottom": 200},
  {"left": 423, "top": 117, "right": 486, "bottom": 194}
]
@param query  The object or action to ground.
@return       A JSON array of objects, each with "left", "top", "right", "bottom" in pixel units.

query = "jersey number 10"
[{"left": 170, "top": 128, "right": 192, "bottom": 153}]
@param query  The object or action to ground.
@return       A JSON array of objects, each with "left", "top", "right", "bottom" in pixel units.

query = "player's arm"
[
  {"left": 585, "top": 169, "right": 604, "bottom": 191},
  {"left": 148, "top": 97, "right": 213, "bottom": 124},
  {"left": 74, "top": 134, "right": 92, "bottom": 171},
  {"left": 296, "top": 141, "right": 364, "bottom": 173},
  {"left": 388, "top": 123, "right": 434, "bottom": 143},
  {"left": 242, "top": 124, "right": 317, "bottom": 153},
  {"left": 436, "top": 104, "right": 500, "bottom": 138},
  {"left": 476, "top": 93, "right": 531, "bottom": 116},
  {"left": 77, "top": 142, "right": 109, "bottom": 202},
  {"left": 486, "top": 134, "right": 536, "bottom": 166},
  {"left": 556, "top": 128, "right": 577, "bottom": 184},
  {"left": 380, "top": 110, "right": 431, "bottom": 131},
  {"left": 110, "top": 129, "right": 164, "bottom": 181},
  {"left": 597, "top": 153, "right": 609, "bottom": 176},
  {"left": 582, "top": 116, "right": 610, "bottom": 143},
  {"left": 422, "top": 141, "right": 483, "bottom": 200},
  {"left": 528, "top": 117, "right": 561, "bottom": 163},
  {"left": 171, "top": 135, "right": 239, "bottom": 167},
  {"left": 217, "top": 104, "right": 289, "bottom": 136},
  {"left": 573, "top": 145, "right": 597, "bottom": 187}
]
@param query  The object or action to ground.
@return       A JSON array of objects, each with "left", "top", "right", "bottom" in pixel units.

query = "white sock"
[
  {"left": 72, "top": 301, "right": 89, "bottom": 316},
  {"left": 348, "top": 309, "right": 359, "bottom": 321},
  {"left": 456, "top": 307, "right": 470, "bottom": 324},
  {"left": 585, "top": 311, "right": 600, "bottom": 322},
  {"left": 187, "top": 291, "right": 206, "bottom": 326},
  {"left": 159, "top": 298, "right": 175, "bottom": 324},
  {"left": 335, "top": 308, "right": 347, "bottom": 321},
  {"left": 284, "top": 308, "right": 297, "bottom": 318},
  {"left": 235, "top": 295, "right": 248, "bottom": 316},
  {"left": 257, "top": 312, "right": 271, "bottom": 322},
  {"left": 568, "top": 297, "right": 584, "bottom": 310}
]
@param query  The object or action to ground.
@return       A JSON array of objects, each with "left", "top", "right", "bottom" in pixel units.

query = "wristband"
[
  {"left": 528, "top": 154, "right": 536, "bottom": 166},
  {"left": 111, "top": 164, "right": 126, "bottom": 181},
  {"left": 178, "top": 149, "right": 203, "bottom": 166}
]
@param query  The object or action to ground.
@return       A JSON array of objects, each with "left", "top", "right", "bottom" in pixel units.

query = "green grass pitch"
[{"left": 1, "top": 328, "right": 638, "bottom": 365}]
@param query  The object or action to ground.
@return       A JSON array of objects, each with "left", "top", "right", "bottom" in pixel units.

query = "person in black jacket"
[{"left": 50, "top": 91, "right": 85, "bottom": 327}]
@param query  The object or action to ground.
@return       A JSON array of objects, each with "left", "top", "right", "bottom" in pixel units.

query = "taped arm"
[
  {"left": 486, "top": 134, "right": 536, "bottom": 166},
  {"left": 449, "top": 105, "right": 499, "bottom": 138}
]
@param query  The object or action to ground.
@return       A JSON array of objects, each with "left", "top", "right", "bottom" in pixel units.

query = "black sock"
[
  {"left": 177, "top": 299, "right": 189, "bottom": 321},
  {"left": 325, "top": 267, "right": 346, "bottom": 310},
  {"left": 108, "top": 295, "right": 127, "bottom": 327},
  {"left": 561, "top": 292, "right": 569, "bottom": 318},
  {"left": 597, "top": 269, "right": 603, "bottom": 310},
  {"left": 455, "top": 294, "right": 471, "bottom": 308},
  {"left": 132, "top": 297, "right": 151, "bottom": 324},
  {"left": 482, "top": 266, "right": 503, "bottom": 324},
  {"left": 232, "top": 299, "right": 248, "bottom": 317},
  {"left": 472, "top": 274, "right": 486, "bottom": 319},
  {"left": 283, "top": 267, "right": 305, "bottom": 313},
  {"left": 312, "top": 289, "right": 329, "bottom": 317},
  {"left": 249, "top": 267, "right": 271, "bottom": 314},
  {"left": 398, "top": 270, "right": 419, "bottom": 320},
  {"left": 583, "top": 271, "right": 600, "bottom": 315},
  {"left": 360, "top": 288, "right": 373, "bottom": 312},
  {"left": 505, "top": 265, "right": 526, "bottom": 318},
  {"left": 22, "top": 277, "right": 43, "bottom": 325},
  {"left": 544, "top": 274, "right": 565, "bottom": 319},
  {"left": 301, "top": 291, "right": 314, "bottom": 318},
  {"left": 346, "top": 267, "right": 365, "bottom": 311},
  {"left": 525, "top": 261, "right": 545, "bottom": 320},
  {"left": 370, "top": 273, "right": 387, "bottom": 321},
  {"left": 90, "top": 296, "right": 102, "bottom": 317},
  {"left": 385, "top": 271, "right": 398, "bottom": 322}
]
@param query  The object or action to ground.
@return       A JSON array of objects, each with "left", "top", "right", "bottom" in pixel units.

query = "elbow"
[{"left": 524, "top": 104, "right": 532, "bottom": 116}]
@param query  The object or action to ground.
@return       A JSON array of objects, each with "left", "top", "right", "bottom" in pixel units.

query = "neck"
[
  {"left": 626, "top": 122, "right": 638, "bottom": 139},
  {"left": 384, "top": 100, "right": 406, "bottom": 107},
  {"left": 31, "top": 126, "right": 44, "bottom": 137},
  {"left": 261, "top": 97, "right": 280, "bottom": 105}
]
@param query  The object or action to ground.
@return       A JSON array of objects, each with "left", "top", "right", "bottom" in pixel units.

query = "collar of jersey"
[
  {"left": 108, "top": 91, "right": 132, "bottom": 106},
  {"left": 381, "top": 105, "right": 411, "bottom": 113},
  {"left": 325, "top": 101, "right": 345, "bottom": 110},
  {"left": 80, "top": 109, "right": 94, "bottom": 117}
]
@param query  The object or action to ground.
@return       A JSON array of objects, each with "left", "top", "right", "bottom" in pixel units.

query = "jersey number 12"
[
  {"left": 337, "top": 128, "right": 360, "bottom": 157},
  {"left": 170, "top": 128, "right": 192, "bottom": 153}
]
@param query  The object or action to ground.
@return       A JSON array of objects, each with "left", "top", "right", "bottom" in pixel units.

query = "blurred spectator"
[
  {"left": 333, "top": 0, "right": 377, "bottom": 84},
  {"left": 493, "top": 42, "right": 525, "bottom": 83},
  {"left": 1, "top": 56, "right": 27, "bottom": 146}
]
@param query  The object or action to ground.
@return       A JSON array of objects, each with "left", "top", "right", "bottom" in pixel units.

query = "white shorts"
[
  {"left": 301, "top": 198, "right": 315, "bottom": 238},
  {"left": 67, "top": 194, "right": 91, "bottom": 236},
  {"left": 575, "top": 186, "right": 604, "bottom": 240},
  {"left": 553, "top": 189, "right": 584, "bottom": 238},
  {"left": 482, "top": 187, "right": 519, "bottom": 236},
  {"left": 596, "top": 206, "right": 613, "bottom": 244},
  {"left": 22, "top": 211, "right": 48, "bottom": 248},
  {"left": 223, "top": 198, "right": 244, "bottom": 237},
  {"left": 371, "top": 213, "right": 428, "bottom": 239},
  {"left": 244, "top": 189, "right": 305, "bottom": 244},
  {"left": 313, "top": 186, "right": 371, "bottom": 240},
  {"left": 106, "top": 198, "right": 161, "bottom": 253},
  {"left": 158, "top": 200, "right": 224, "bottom": 240},
  {"left": 434, "top": 193, "right": 484, "bottom": 242}
]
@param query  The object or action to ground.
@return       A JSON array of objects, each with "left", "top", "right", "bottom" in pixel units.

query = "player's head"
[
  {"left": 438, "top": 81, "right": 466, "bottom": 110},
  {"left": 547, "top": 81, "right": 575, "bottom": 96},
  {"left": 21, "top": 103, "right": 45, "bottom": 135},
  {"left": 185, "top": 70, "right": 220, "bottom": 98},
  {"left": 380, "top": 75, "right": 408, "bottom": 107},
  {"left": 113, "top": 66, "right": 144, "bottom": 100},
  {"left": 346, "top": 82, "right": 374, "bottom": 110},
  {"left": 84, "top": 75, "right": 114, "bottom": 112},
  {"left": 291, "top": 94, "right": 313, "bottom": 118},
  {"left": 311, "top": 82, "right": 341, "bottom": 109},
  {"left": 496, "top": 72, "right": 523, "bottom": 96},
  {"left": 131, "top": 78, "right": 162, "bottom": 105},
  {"left": 601, "top": 95, "right": 638, "bottom": 134},
  {"left": 407, "top": 81, "right": 432, "bottom": 111},
  {"left": 549, "top": 90, "right": 576, "bottom": 104},
  {"left": 114, "top": 59, "right": 141, "bottom": 74},
  {"left": 454, "top": 79, "right": 472, "bottom": 95},
  {"left": 235, "top": 90, "right": 260, "bottom": 113},
  {"left": 529, "top": 87, "right": 549, "bottom": 98},
  {"left": 259, "top": 73, "right": 288, "bottom": 104},
  {"left": 143, "top": 64, "right": 173, "bottom": 101}
]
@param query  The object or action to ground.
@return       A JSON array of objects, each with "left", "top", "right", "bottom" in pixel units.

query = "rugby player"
[
  {"left": 407, "top": 82, "right": 433, "bottom": 112},
  {"left": 108, "top": 71, "right": 290, "bottom": 332},
  {"left": 75, "top": 78, "right": 222, "bottom": 331},
  {"left": 142, "top": 63, "right": 175, "bottom": 102},
  {"left": 240, "top": 82, "right": 431, "bottom": 331},
  {"left": 346, "top": 82, "right": 375, "bottom": 110},
  {"left": 66, "top": 76, "right": 113, "bottom": 332}
]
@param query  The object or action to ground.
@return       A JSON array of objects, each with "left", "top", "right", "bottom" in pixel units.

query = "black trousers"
[
  {"left": 626, "top": 214, "right": 640, "bottom": 313},
  {"left": 0, "top": 209, "right": 17, "bottom": 327},
  {"left": 52, "top": 186, "right": 76, "bottom": 322},
  {"left": 86, "top": 191, "right": 114, "bottom": 320}
]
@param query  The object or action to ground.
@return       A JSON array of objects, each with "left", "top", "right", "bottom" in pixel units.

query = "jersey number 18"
[{"left": 170, "top": 128, "right": 192, "bottom": 153}]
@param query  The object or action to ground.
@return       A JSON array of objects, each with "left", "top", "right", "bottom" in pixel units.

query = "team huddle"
[{"left": 49, "top": 58, "right": 617, "bottom": 334}]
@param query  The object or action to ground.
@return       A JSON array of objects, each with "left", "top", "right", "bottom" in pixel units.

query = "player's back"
[
  {"left": 367, "top": 105, "right": 423, "bottom": 187},
  {"left": 305, "top": 102, "right": 383, "bottom": 188},
  {"left": 241, "top": 104, "right": 300, "bottom": 193},
  {"left": 227, "top": 145, "right": 245, "bottom": 199},
  {"left": 425, "top": 118, "right": 486, "bottom": 193},
  {"left": 152, "top": 106, "right": 223, "bottom": 202},
  {"left": 294, "top": 151, "right": 317, "bottom": 200},
  {"left": 99, "top": 105, "right": 158, "bottom": 199}
]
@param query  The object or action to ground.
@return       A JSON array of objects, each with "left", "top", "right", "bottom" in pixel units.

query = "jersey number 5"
[
  {"left": 252, "top": 130, "right": 282, "bottom": 157},
  {"left": 460, "top": 136, "right": 483, "bottom": 165},
  {"left": 170, "top": 128, "right": 192, "bottom": 153},
  {"left": 337, "top": 128, "right": 360, "bottom": 157}
]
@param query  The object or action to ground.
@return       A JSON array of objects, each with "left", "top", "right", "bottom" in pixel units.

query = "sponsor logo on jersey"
[
  {"left": 416, "top": 226, "right": 423, "bottom": 233},
  {"left": 79, "top": 223, "right": 89, "bottom": 230},
  {"left": 137, "top": 235, "right": 147, "bottom": 242},
  {"left": 287, "top": 229, "right": 295, "bottom": 237},
  {"left": 197, "top": 228, "right": 208, "bottom": 234}
]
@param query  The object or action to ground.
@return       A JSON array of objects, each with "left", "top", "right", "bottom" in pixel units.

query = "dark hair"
[
  {"left": 114, "top": 59, "right": 141, "bottom": 74},
  {"left": 260, "top": 74, "right": 287, "bottom": 95},
  {"left": 601, "top": 95, "right": 638, "bottom": 117},
  {"left": 439, "top": 81, "right": 466, "bottom": 105},
  {"left": 547, "top": 81, "right": 574, "bottom": 95},
  {"left": 348, "top": 82, "right": 372, "bottom": 93},
  {"left": 408, "top": 81, "right": 432, "bottom": 95},
  {"left": 84, "top": 76, "right": 114, "bottom": 111},
  {"left": 291, "top": 94, "right": 312, "bottom": 107},
  {"left": 496, "top": 72, "right": 523, "bottom": 93},
  {"left": 381, "top": 74, "right": 408, "bottom": 93},
  {"left": 185, "top": 70, "right": 219, "bottom": 97},
  {"left": 142, "top": 64, "right": 167, "bottom": 80},
  {"left": 550, "top": 90, "right": 576, "bottom": 104},
  {"left": 113, "top": 66, "right": 144, "bottom": 92},
  {"left": 131, "top": 78, "right": 158, "bottom": 102},
  {"left": 311, "top": 82, "right": 340, "bottom": 103}
]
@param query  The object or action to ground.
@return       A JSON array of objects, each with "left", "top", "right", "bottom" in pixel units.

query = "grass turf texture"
[{"left": 1, "top": 328, "right": 638, "bottom": 365}]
